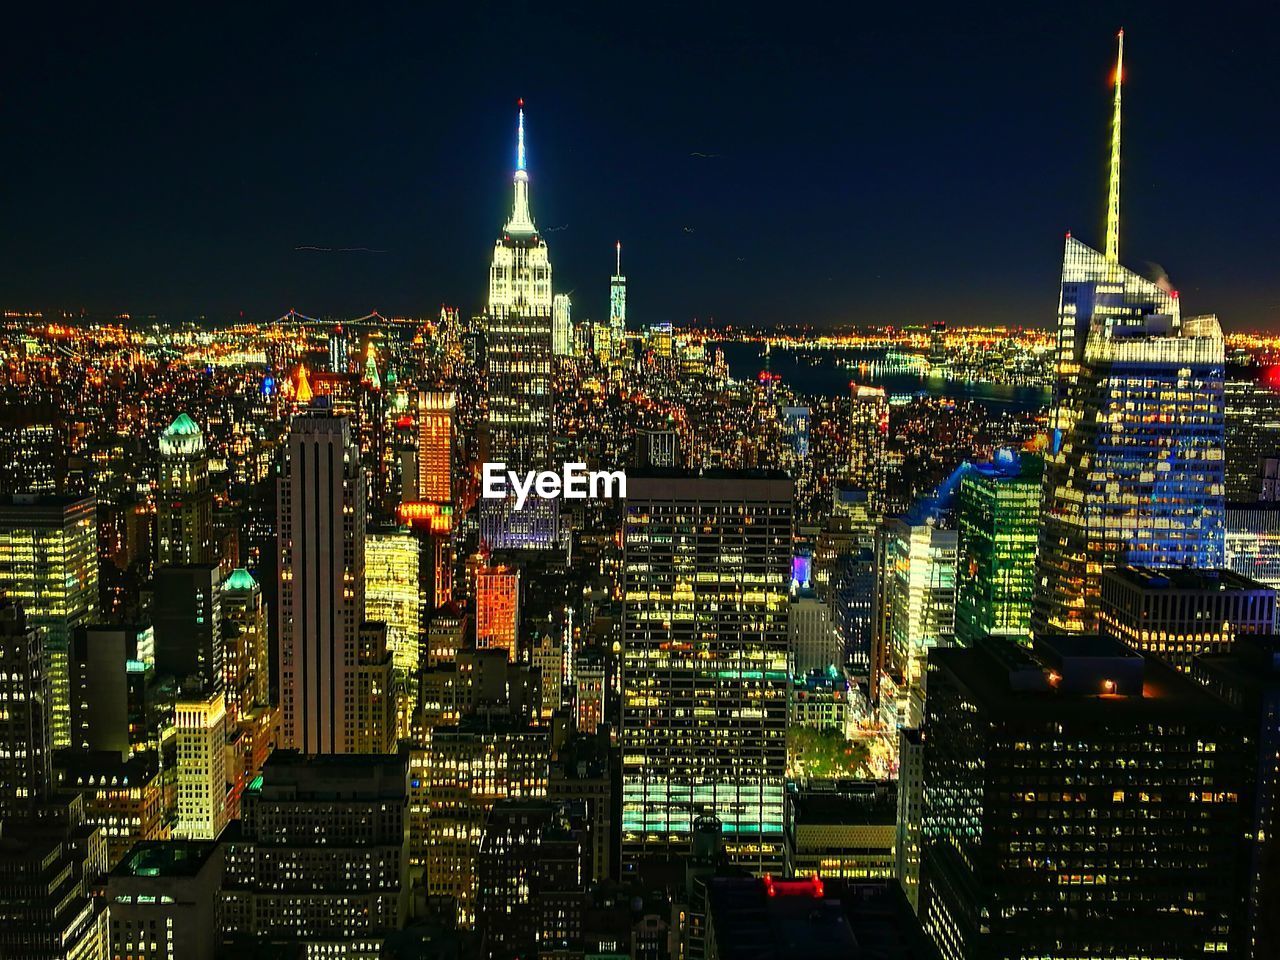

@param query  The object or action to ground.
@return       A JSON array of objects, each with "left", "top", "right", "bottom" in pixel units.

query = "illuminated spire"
[
  {"left": 506, "top": 99, "right": 536, "bottom": 235},
  {"left": 1105, "top": 29, "right": 1123, "bottom": 263},
  {"left": 615, "top": 241, "right": 622, "bottom": 277},
  {"left": 295, "top": 363, "right": 313, "bottom": 405},
  {"left": 363, "top": 342, "right": 381, "bottom": 390}
]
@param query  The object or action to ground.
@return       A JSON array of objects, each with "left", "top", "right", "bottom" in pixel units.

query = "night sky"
[{"left": 4, "top": 3, "right": 1278, "bottom": 330}]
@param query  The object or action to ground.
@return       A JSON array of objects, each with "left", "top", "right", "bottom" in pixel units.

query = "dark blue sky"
[{"left": 4, "top": 2, "right": 1278, "bottom": 330}]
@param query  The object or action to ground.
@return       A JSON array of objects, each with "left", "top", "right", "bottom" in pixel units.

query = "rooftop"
[
  {"left": 1104, "top": 565, "right": 1271, "bottom": 593},
  {"left": 113, "top": 840, "right": 219, "bottom": 878}
]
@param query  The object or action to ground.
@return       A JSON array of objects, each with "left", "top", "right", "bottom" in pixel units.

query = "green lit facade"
[{"left": 955, "top": 453, "right": 1042, "bottom": 646}]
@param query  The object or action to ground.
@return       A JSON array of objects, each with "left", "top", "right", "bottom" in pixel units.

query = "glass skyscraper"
[
  {"left": 621, "top": 472, "right": 792, "bottom": 872},
  {"left": 955, "top": 450, "right": 1041, "bottom": 646}
]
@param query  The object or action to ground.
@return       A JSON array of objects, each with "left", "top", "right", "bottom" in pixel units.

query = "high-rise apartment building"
[
  {"left": 277, "top": 412, "right": 368, "bottom": 753},
  {"left": 954, "top": 451, "right": 1041, "bottom": 646},
  {"left": 621, "top": 471, "right": 792, "bottom": 872},
  {"left": 1098, "top": 565, "right": 1276, "bottom": 672},
  {"left": 0, "top": 493, "right": 99, "bottom": 748},
  {"left": 0, "top": 600, "right": 51, "bottom": 819},
  {"left": 417, "top": 390, "right": 455, "bottom": 505},
  {"left": 921, "top": 635, "right": 1246, "bottom": 958},
  {"left": 156, "top": 413, "right": 215, "bottom": 565}
]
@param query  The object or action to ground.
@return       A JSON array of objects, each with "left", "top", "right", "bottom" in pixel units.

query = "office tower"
[
  {"left": 220, "top": 568, "right": 269, "bottom": 721},
  {"left": 574, "top": 647, "right": 605, "bottom": 733},
  {"left": 1193, "top": 636, "right": 1280, "bottom": 960},
  {"left": 108, "top": 841, "right": 224, "bottom": 960},
  {"left": 633, "top": 426, "right": 682, "bottom": 469},
  {"left": 69, "top": 623, "right": 150, "bottom": 756},
  {"left": 787, "top": 588, "right": 839, "bottom": 674},
  {"left": 1097, "top": 565, "right": 1276, "bottom": 672},
  {"left": 780, "top": 405, "right": 809, "bottom": 461},
  {"left": 1225, "top": 372, "right": 1280, "bottom": 501},
  {"left": 531, "top": 630, "right": 564, "bottom": 719},
  {"left": 954, "top": 450, "right": 1041, "bottom": 646},
  {"left": 485, "top": 102, "right": 554, "bottom": 475},
  {"left": 351, "top": 621, "right": 397, "bottom": 753},
  {"left": 278, "top": 412, "right": 367, "bottom": 753},
  {"left": 0, "top": 493, "right": 98, "bottom": 748},
  {"left": 1226, "top": 502, "right": 1280, "bottom": 587},
  {"left": 549, "top": 736, "right": 614, "bottom": 883},
  {"left": 477, "top": 799, "right": 584, "bottom": 960},
  {"left": 1038, "top": 34, "right": 1226, "bottom": 636},
  {"left": 427, "top": 722, "right": 550, "bottom": 925},
  {"left": 220, "top": 751, "right": 410, "bottom": 955},
  {"left": 476, "top": 564, "right": 520, "bottom": 659},
  {"left": 426, "top": 601, "right": 469, "bottom": 667},
  {"left": 872, "top": 514, "right": 956, "bottom": 719},
  {"left": 848, "top": 385, "right": 887, "bottom": 509},
  {"left": 54, "top": 749, "right": 168, "bottom": 867},
  {"left": 365, "top": 528, "right": 421, "bottom": 675},
  {"left": 609, "top": 241, "right": 627, "bottom": 361},
  {"left": 785, "top": 781, "right": 897, "bottom": 880},
  {"left": 329, "top": 322, "right": 348, "bottom": 373},
  {"left": 153, "top": 563, "right": 223, "bottom": 692},
  {"left": 553, "top": 292, "right": 573, "bottom": 356},
  {"left": 831, "top": 548, "right": 875, "bottom": 677},
  {"left": 895, "top": 727, "right": 925, "bottom": 914},
  {"left": 174, "top": 692, "right": 228, "bottom": 840},
  {"left": 0, "top": 797, "right": 109, "bottom": 960},
  {"left": 621, "top": 471, "right": 792, "bottom": 872},
  {"left": 0, "top": 600, "right": 51, "bottom": 819},
  {"left": 417, "top": 390, "right": 455, "bottom": 504},
  {"left": 921, "top": 635, "right": 1246, "bottom": 958},
  {"left": 156, "top": 413, "right": 215, "bottom": 565},
  {"left": 0, "top": 415, "right": 64, "bottom": 495}
]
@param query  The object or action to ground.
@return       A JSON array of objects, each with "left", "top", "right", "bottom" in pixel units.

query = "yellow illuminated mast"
[{"left": 1105, "top": 28, "right": 1123, "bottom": 263}]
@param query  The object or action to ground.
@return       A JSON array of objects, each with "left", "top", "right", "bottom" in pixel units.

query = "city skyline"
[{"left": 4, "top": 5, "right": 1280, "bottom": 330}]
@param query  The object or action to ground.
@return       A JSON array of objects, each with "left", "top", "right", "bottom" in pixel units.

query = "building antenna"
[{"left": 1105, "top": 29, "right": 1123, "bottom": 263}]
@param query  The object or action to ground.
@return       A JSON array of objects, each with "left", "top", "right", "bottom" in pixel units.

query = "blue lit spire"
[{"left": 506, "top": 98, "right": 536, "bottom": 235}]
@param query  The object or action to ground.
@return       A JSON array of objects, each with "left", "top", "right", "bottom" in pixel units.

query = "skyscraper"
[
  {"left": 610, "top": 241, "right": 626, "bottom": 362},
  {"left": 157, "top": 412, "right": 215, "bottom": 566},
  {"left": 484, "top": 102, "right": 557, "bottom": 549},
  {"left": 848, "top": 385, "right": 887, "bottom": 510},
  {"left": 1037, "top": 33, "right": 1226, "bottom": 636},
  {"left": 174, "top": 691, "right": 229, "bottom": 841},
  {"left": 365, "top": 527, "right": 421, "bottom": 675},
  {"left": 621, "top": 471, "right": 792, "bottom": 872},
  {"left": 954, "top": 450, "right": 1041, "bottom": 646},
  {"left": 476, "top": 564, "right": 520, "bottom": 660},
  {"left": 277, "top": 412, "right": 367, "bottom": 753},
  {"left": 154, "top": 562, "right": 223, "bottom": 692},
  {"left": 417, "top": 390, "right": 455, "bottom": 505},
  {"left": 553, "top": 292, "right": 573, "bottom": 357},
  {"left": 0, "top": 600, "right": 51, "bottom": 819},
  {"left": 0, "top": 493, "right": 99, "bottom": 748},
  {"left": 921, "top": 635, "right": 1246, "bottom": 957}
]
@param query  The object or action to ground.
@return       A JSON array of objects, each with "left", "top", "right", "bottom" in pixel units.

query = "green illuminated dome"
[{"left": 223, "top": 568, "right": 258, "bottom": 592}]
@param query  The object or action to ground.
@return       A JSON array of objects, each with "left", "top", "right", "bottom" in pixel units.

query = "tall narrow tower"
[
  {"left": 483, "top": 101, "right": 558, "bottom": 549},
  {"left": 609, "top": 242, "right": 627, "bottom": 363},
  {"left": 1105, "top": 29, "right": 1123, "bottom": 264},
  {"left": 278, "top": 412, "right": 368, "bottom": 752}
]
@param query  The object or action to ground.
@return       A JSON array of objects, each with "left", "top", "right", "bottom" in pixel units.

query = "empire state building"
[{"left": 483, "top": 102, "right": 557, "bottom": 548}]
